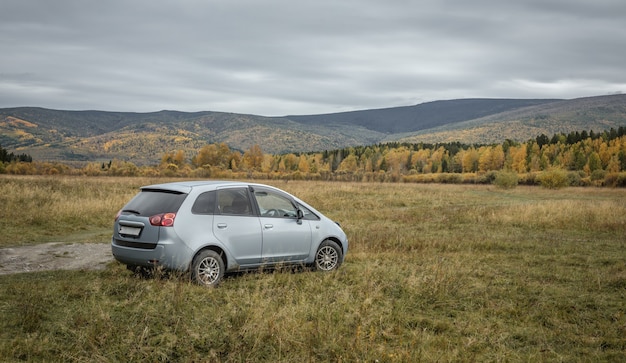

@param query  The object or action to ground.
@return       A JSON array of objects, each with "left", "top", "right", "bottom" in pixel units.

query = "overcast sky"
[{"left": 1, "top": 0, "right": 625, "bottom": 116}]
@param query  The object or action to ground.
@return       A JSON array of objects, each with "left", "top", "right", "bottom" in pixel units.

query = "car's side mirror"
[{"left": 296, "top": 209, "right": 304, "bottom": 224}]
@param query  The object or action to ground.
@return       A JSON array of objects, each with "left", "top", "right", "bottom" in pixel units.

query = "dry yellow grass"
[
  {"left": 1, "top": 176, "right": 625, "bottom": 361},
  {"left": 0, "top": 175, "right": 162, "bottom": 245}
]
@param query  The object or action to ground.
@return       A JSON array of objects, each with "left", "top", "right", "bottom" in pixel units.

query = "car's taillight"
[{"left": 149, "top": 213, "right": 176, "bottom": 227}]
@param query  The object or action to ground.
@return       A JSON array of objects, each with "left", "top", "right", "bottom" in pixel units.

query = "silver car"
[{"left": 111, "top": 181, "right": 348, "bottom": 286}]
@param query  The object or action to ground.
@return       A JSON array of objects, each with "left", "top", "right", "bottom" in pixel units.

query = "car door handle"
[
  {"left": 264, "top": 224, "right": 273, "bottom": 229},
  {"left": 217, "top": 223, "right": 227, "bottom": 229}
]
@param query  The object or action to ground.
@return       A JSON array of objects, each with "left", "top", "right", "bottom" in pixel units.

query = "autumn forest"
[{"left": 2, "top": 127, "right": 626, "bottom": 187}]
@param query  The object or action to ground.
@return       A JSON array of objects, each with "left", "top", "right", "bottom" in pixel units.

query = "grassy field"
[{"left": 1, "top": 175, "right": 625, "bottom": 362}]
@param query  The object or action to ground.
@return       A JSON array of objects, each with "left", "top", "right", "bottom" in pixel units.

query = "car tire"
[
  {"left": 314, "top": 240, "right": 342, "bottom": 271},
  {"left": 191, "top": 250, "right": 225, "bottom": 287}
]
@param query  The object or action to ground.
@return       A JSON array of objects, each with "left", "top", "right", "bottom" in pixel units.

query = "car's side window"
[
  {"left": 191, "top": 191, "right": 216, "bottom": 214},
  {"left": 254, "top": 190, "right": 297, "bottom": 218},
  {"left": 297, "top": 203, "right": 320, "bottom": 221},
  {"left": 217, "top": 188, "right": 253, "bottom": 216}
]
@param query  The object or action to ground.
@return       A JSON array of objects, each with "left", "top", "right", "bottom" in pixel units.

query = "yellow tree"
[
  {"left": 242, "top": 144, "right": 264, "bottom": 171},
  {"left": 297, "top": 155, "right": 311, "bottom": 173},
  {"left": 478, "top": 146, "right": 492, "bottom": 172},
  {"left": 598, "top": 140, "right": 611, "bottom": 168},
  {"left": 430, "top": 146, "right": 447, "bottom": 173},
  {"left": 192, "top": 145, "right": 212, "bottom": 168},
  {"left": 337, "top": 154, "right": 358, "bottom": 172},
  {"left": 261, "top": 154, "right": 273, "bottom": 173},
  {"left": 509, "top": 144, "right": 528, "bottom": 173},
  {"left": 230, "top": 152, "right": 242, "bottom": 171},
  {"left": 461, "top": 148, "right": 479, "bottom": 173},
  {"left": 385, "top": 147, "right": 410, "bottom": 174},
  {"left": 478, "top": 146, "right": 504, "bottom": 171},
  {"left": 161, "top": 150, "right": 185, "bottom": 167},
  {"left": 282, "top": 154, "right": 299, "bottom": 171},
  {"left": 278, "top": 158, "right": 286, "bottom": 173},
  {"left": 491, "top": 145, "right": 505, "bottom": 171},
  {"left": 193, "top": 143, "right": 232, "bottom": 169},
  {"left": 410, "top": 149, "right": 430, "bottom": 172},
  {"left": 606, "top": 155, "right": 621, "bottom": 173},
  {"left": 528, "top": 143, "right": 542, "bottom": 172},
  {"left": 541, "top": 143, "right": 561, "bottom": 168},
  {"left": 586, "top": 152, "right": 602, "bottom": 174},
  {"left": 161, "top": 151, "right": 174, "bottom": 166},
  {"left": 173, "top": 150, "right": 186, "bottom": 166}
]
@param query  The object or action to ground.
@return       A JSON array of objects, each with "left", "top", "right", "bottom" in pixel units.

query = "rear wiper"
[{"left": 122, "top": 209, "right": 141, "bottom": 215}]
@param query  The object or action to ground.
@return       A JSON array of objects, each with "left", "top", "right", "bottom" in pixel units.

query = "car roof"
[
  {"left": 139, "top": 180, "right": 318, "bottom": 214},
  {"left": 141, "top": 180, "right": 249, "bottom": 193}
]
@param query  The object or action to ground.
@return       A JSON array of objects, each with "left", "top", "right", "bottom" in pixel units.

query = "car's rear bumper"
[{"left": 111, "top": 238, "right": 193, "bottom": 271}]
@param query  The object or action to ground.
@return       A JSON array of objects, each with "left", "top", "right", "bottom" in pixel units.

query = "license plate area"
[{"left": 119, "top": 225, "right": 142, "bottom": 237}]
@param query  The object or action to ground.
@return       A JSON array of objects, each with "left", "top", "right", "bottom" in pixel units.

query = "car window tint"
[
  {"left": 123, "top": 190, "right": 187, "bottom": 216},
  {"left": 191, "top": 191, "right": 216, "bottom": 214},
  {"left": 254, "top": 190, "right": 297, "bottom": 218},
  {"left": 217, "top": 188, "right": 253, "bottom": 216}
]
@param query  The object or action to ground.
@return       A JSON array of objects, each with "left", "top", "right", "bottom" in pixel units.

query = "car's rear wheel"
[
  {"left": 314, "top": 240, "right": 342, "bottom": 271},
  {"left": 191, "top": 250, "right": 225, "bottom": 286}
]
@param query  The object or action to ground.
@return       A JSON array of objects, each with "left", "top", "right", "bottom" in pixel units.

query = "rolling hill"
[
  {"left": 390, "top": 94, "right": 626, "bottom": 144},
  {"left": 285, "top": 98, "right": 560, "bottom": 134},
  {"left": 1, "top": 94, "right": 625, "bottom": 165}
]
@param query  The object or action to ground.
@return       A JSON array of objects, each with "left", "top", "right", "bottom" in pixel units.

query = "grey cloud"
[{"left": 1, "top": 0, "right": 625, "bottom": 115}]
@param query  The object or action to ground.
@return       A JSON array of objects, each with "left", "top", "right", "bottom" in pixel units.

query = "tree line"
[
  {"left": 2, "top": 128, "right": 626, "bottom": 187},
  {"left": 0, "top": 143, "right": 32, "bottom": 163}
]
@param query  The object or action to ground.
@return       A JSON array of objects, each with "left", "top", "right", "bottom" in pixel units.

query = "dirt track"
[{"left": 0, "top": 242, "right": 113, "bottom": 275}]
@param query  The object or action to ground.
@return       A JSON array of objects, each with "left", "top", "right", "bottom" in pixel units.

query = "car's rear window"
[{"left": 122, "top": 189, "right": 188, "bottom": 216}]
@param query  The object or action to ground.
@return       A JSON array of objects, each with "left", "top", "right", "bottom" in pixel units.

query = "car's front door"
[
  {"left": 252, "top": 187, "right": 312, "bottom": 262},
  {"left": 212, "top": 187, "right": 262, "bottom": 266}
]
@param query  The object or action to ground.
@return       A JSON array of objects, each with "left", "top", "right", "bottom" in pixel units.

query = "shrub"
[
  {"left": 493, "top": 170, "right": 518, "bottom": 189},
  {"left": 291, "top": 171, "right": 304, "bottom": 180},
  {"left": 187, "top": 167, "right": 210, "bottom": 178},
  {"left": 518, "top": 172, "right": 538, "bottom": 186},
  {"left": 437, "top": 173, "right": 463, "bottom": 184},
  {"left": 590, "top": 169, "right": 607, "bottom": 182},
  {"left": 604, "top": 172, "right": 626, "bottom": 187},
  {"left": 460, "top": 173, "right": 478, "bottom": 184},
  {"left": 567, "top": 171, "right": 584, "bottom": 187},
  {"left": 401, "top": 174, "right": 438, "bottom": 183},
  {"left": 538, "top": 168, "right": 569, "bottom": 189},
  {"left": 5, "top": 162, "right": 36, "bottom": 175},
  {"left": 474, "top": 171, "right": 498, "bottom": 184},
  {"left": 618, "top": 173, "right": 626, "bottom": 187}
]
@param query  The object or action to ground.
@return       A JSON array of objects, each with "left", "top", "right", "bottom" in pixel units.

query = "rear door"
[
  {"left": 212, "top": 187, "right": 263, "bottom": 266},
  {"left": 114, "top": 189, "right": 188, "bottom": 248},
  {"left": 252, "top": 187, "right": 312, "bottom": 262}
]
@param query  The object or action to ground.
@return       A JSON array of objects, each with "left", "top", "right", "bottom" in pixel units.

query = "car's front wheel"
[
  {"left": 191, "top": 250, "right": 225, "bottom": 286},
  {"left": 314, "top": 240, "right": 342, "bottom": 271}
]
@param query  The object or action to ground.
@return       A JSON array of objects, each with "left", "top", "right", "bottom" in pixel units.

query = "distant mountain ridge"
[
  {"left": 286, "top": 98, "right": 560, "bottom": 134},
  {"left": 390, "top": 94, "right": 626, "bottom": 144},
  {"left": 1, "top": 94, "right": 625, "bottom": 164}
]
